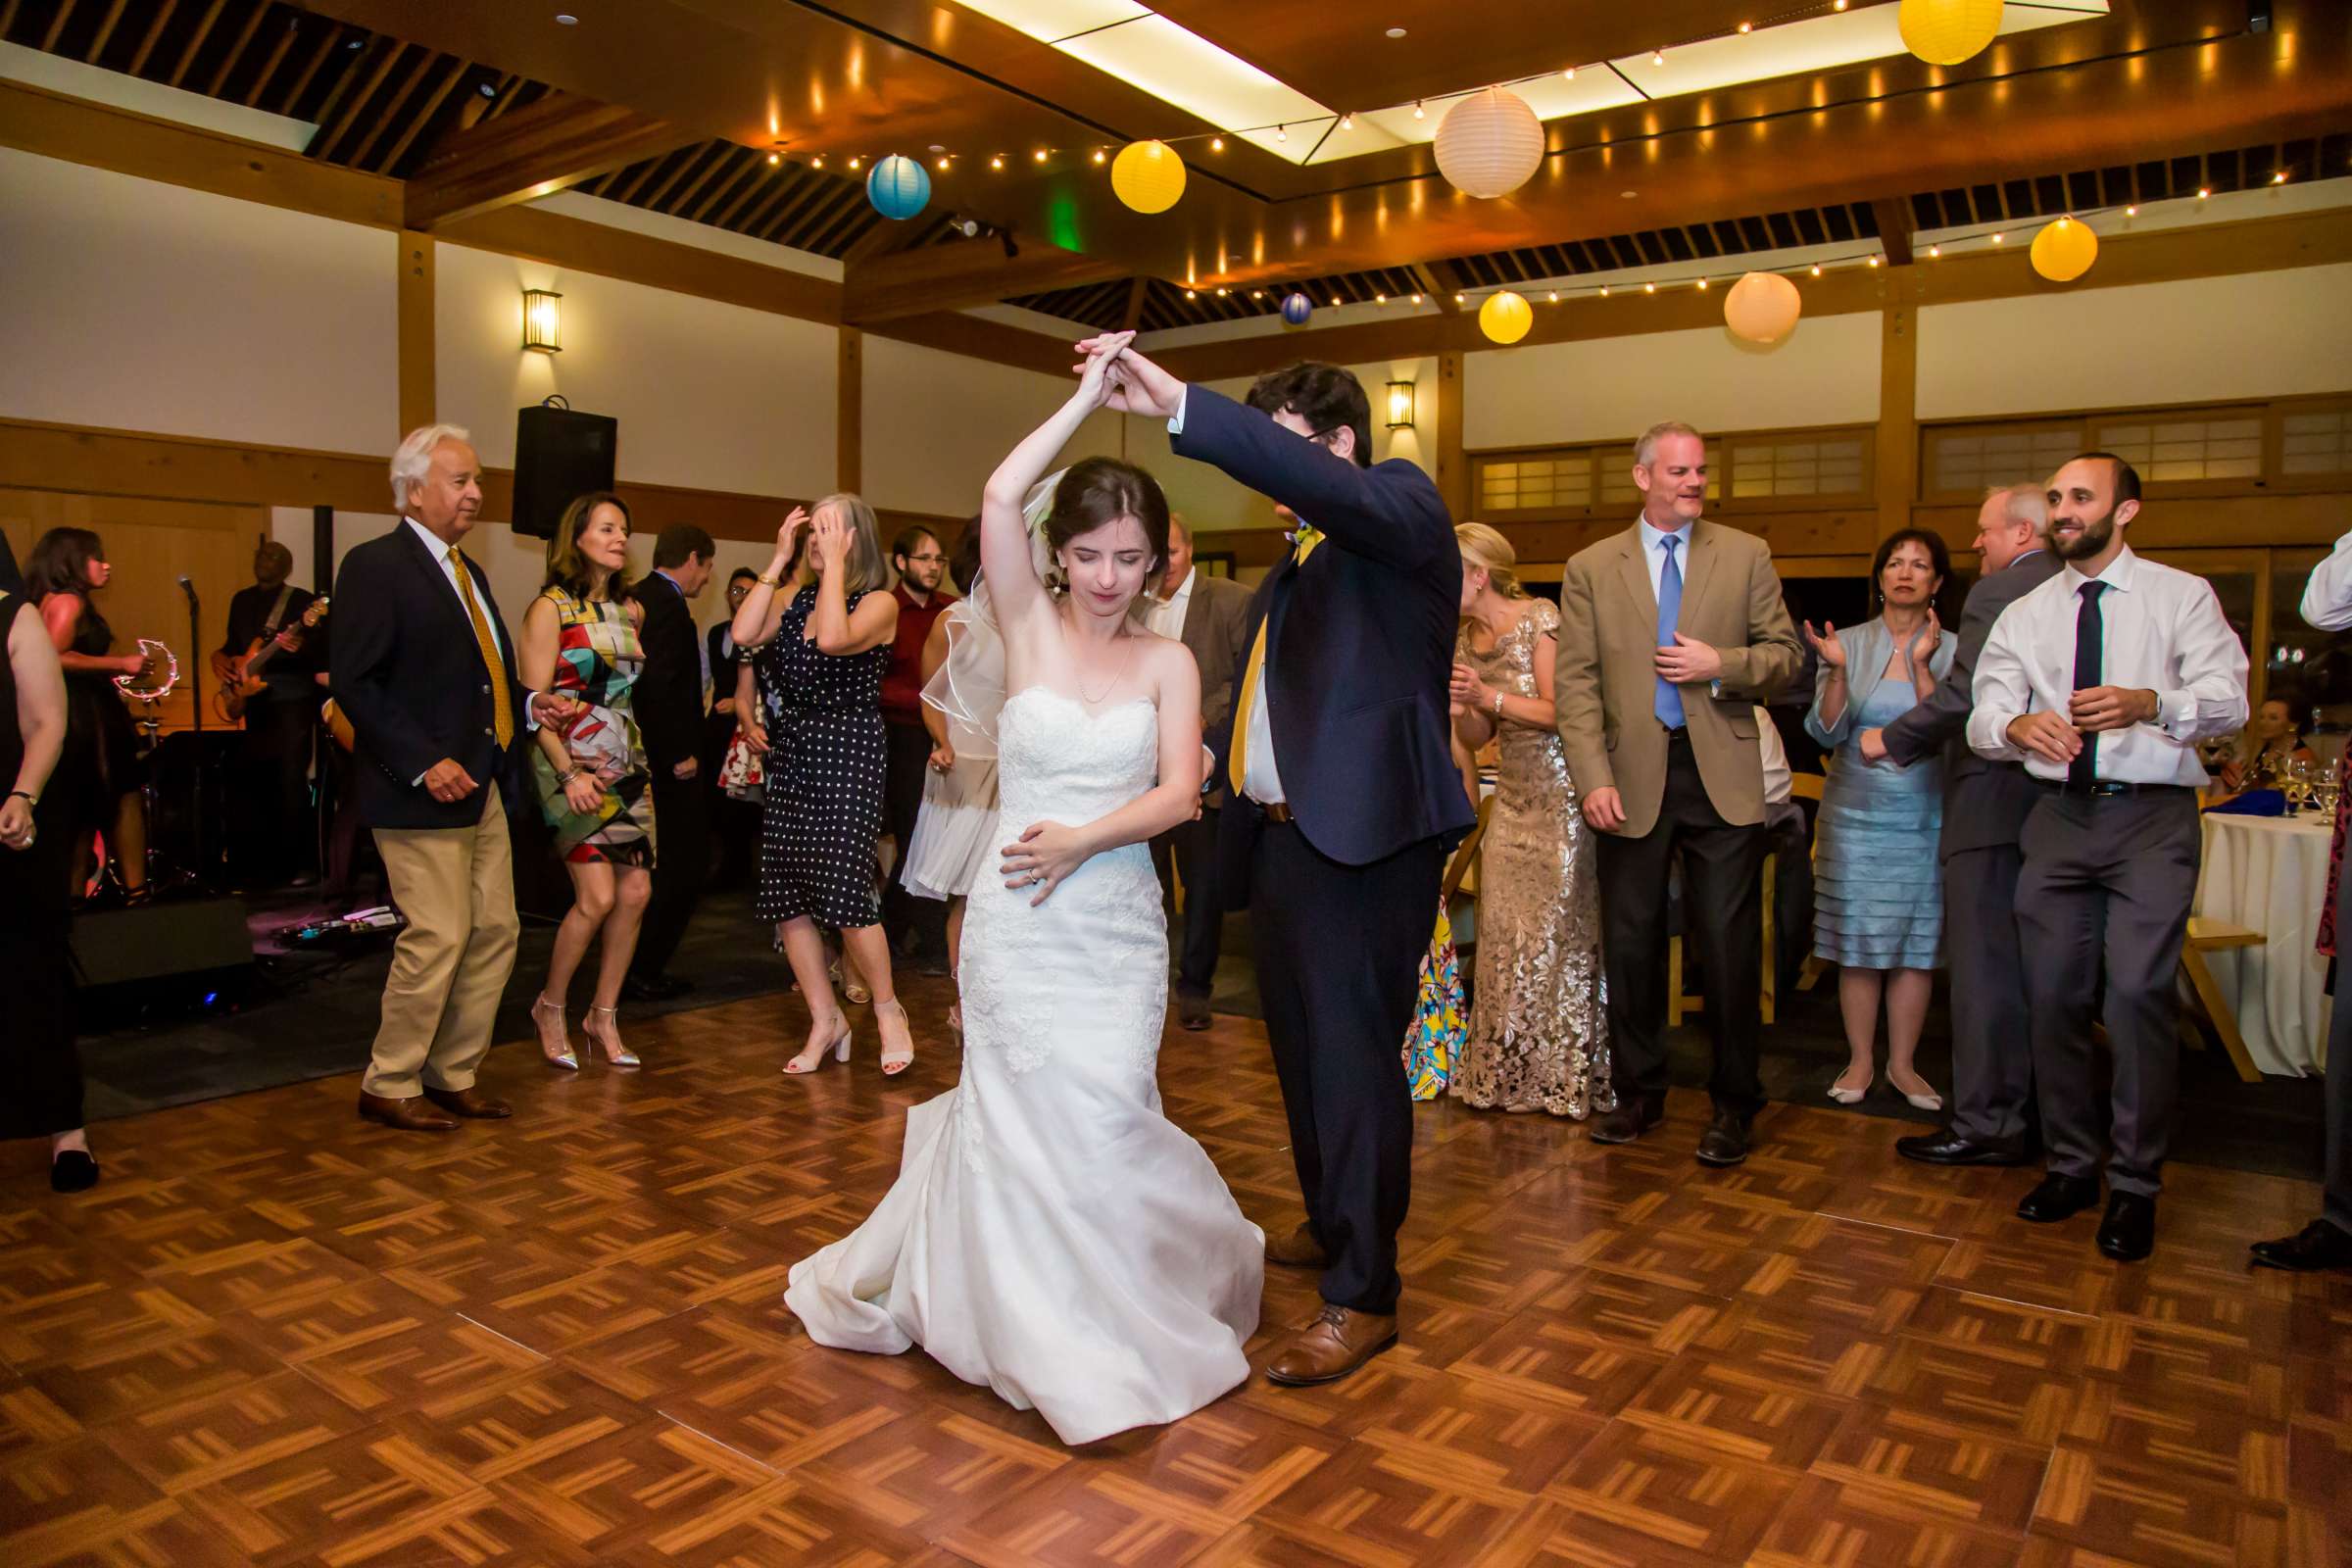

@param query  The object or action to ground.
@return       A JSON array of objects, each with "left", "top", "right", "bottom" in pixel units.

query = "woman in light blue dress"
[{"left": 1801, "top": 528, "right": 1956, "bottom": 1111}]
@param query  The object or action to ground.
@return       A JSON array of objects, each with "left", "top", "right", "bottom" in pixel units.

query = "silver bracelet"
[
  {"left": 1491, "top": 688, "right": 1505, "bottom": 715},
  {"left": 555, "top": 767, "right": 581, "bottom": 787}
]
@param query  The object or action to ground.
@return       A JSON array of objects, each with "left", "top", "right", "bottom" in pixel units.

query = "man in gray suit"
[
  {"left": 1862, "top": 485, "right": 2060, "bottom": 1164},
  {"left": 1149, "top": 515, "right": 1253, "bottom": 1030}
]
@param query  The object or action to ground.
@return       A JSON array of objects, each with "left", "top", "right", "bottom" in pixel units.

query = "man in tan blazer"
[
  {"left": 1554, "top": 420, "right": 1801, "bottom": 1166},
  {"left": 1149, "top": 515, "right": 1253, "bottom": 1029}
]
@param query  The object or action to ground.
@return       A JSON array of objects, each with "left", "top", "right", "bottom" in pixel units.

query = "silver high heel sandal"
[
  {"left": 532, "top": 995, "right": 579, "bottom": 1072},
  {"left": 584, "top": 1004, "right": 640, "bottom": 1068},
  {"left": 784, "top": 1012, "right": 853, "bottom": 1075}
]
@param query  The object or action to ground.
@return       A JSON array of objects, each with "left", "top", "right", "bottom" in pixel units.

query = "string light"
[
  {"left": 1453, "top": 292, "right": 1465, "bottom": 304},
  {"left": 1834, "top": 0, "right": 1846, "bottom": 9},
  {"left": 1409, "top": 292, "right": 1423, "bottom": 304},
  {"left": 1340, "top": 113, "right": 1353, "bottom": 130},
  {"left": 810, "top": 155, "right": 824, "bottom": 169},
  {"left": 2273, "top": 171, "right": 2287, "bottom": 184},
  {"left": 1185, "top": 288, "right": 1196, "bottom": 299},
  {"left": 1412, "top": 101, "right": 1426, "bottom": 120},
  {"left": 936, "top": 156, "right": 949, "bottom": 170},
  {"left": 848, "top": 156, "right": 860, "bottom": 169},
  {"left": 1251, "top": 289, "right": 1264, "bottom": 299},
  {"left": 1928, "top": 244, "right": 1940, "bottom": 257},
  {"left": 1276, "top": 123, "right": 1288, "bottom": 142},
  {"left": 1652, "top": 49, "right": 1665, "bottom": 66},
  {"left": 1563, "top": 66, "right": 1575, "bottom": 80},
  {"left": 1866, "top": 255, "right": 1881, "bottom": 267},
  {"left": 1738, "top": 20, "right": 1752, "bottom": 32},
  {"left": 1210, "top": 136, "right": 1223, "bottom": 151},
  {"left": 1034, "top": 149, "right": 1049, "bottom": 163},
  {"left": 2197, "top": 185, "right": 2211, "bottom": 198},
  {"left": 990, "top": 155, "right": 1003, "bottom": 170},
  {"left": 1810, "top": 264, "right": 1822, "bottom": 275},
  {"left": 1990, "top": 231, "right": 2004, "bottom": 243},
  {"left": 1215, "top": 286, "right": 1228, "bottom": 295},
  {"left": 1092, "top": 148, "right": 1105, "bottom": 164},
  {"left": 1642, "top": 281, "right": 1654, "bottom": 293},
  {"left": 1599, "top": 285, "right": 1610, "bottom": 296},
  {"left": 1695, "top": 276, "right": 1709, "bottom": 288},
  {"left": 2125, "top": 204, "right": 2137, "bottom": 215},
  {"left": 1375, "top": 292, "right": 1386, "bottom": 303},
  {"left": 1546, "top": 290, "right": 1559, "bottom": 302}
]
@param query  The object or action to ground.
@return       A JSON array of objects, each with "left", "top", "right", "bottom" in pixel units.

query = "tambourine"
[{"left": 113, "top": 638, "right": 180, "bottom": 702}]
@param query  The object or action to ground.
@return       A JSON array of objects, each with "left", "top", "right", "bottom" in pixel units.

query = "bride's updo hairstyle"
[{"left": 1043, "top": 457, "right": 1171, "bottom": 619}]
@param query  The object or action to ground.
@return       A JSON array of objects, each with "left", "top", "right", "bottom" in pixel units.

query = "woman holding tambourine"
[{"left": 25, "top": 528, "right": 154, "bottom": 904}]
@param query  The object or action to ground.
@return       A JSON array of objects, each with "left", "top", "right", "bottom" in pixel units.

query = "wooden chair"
[
  {"left": 1668, "top": 771, "right": 1820, "bottom": 1028},
  {"left": 2177, "top": 915, "right": 2266, "bottom": 1084},
  {"left": 1787, "top": 772, "right": 1831, "bottom": 993}
]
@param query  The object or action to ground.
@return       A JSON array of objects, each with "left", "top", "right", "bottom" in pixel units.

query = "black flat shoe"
[
  {"left": 2249, "top": 1219, "right": 2352, "bottom": 1273},
  {"left": 1590, "top": 1096, "right": 1665, "bottom": 1146},
  {"left": 2096, "top": 1192, "right": 2157, "bottom": 1262},
  {"left": 49, "top": 1152, "right": 99, "bottom": 1194},
  {"left": 1895, "top": 1131, "right": 2033, "bottom": 1166},
  {"left": 1695, "top": 1108, "right": 1753, "bottom": 1167},
  {"left": 2016, "top": 1173, "right": 2102, "bottom": 1223}
]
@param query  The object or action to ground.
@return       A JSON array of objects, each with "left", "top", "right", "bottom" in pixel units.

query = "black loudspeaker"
[
  {"left": 512, "top": 402, "right": 617, "bottom": 539},
  {"left": 71, "top": 901, "right": 256, "bottom": 1024}
]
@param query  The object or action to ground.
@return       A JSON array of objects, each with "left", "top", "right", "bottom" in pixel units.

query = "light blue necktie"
[{"left": 1653, "top": 534, "right": 1686, "bottom": 728}]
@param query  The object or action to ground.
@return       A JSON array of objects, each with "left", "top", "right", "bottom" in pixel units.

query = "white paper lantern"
[
  {"left": 1434, "top": 86, "right": 1544, "bottom": 200},
  {"left": 1723, "top": 271, "right": 1802, "bottom": 344}
]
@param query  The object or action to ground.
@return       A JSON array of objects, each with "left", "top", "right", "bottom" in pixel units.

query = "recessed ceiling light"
[
  {"left": 929, "top": 144, "right": 946, "bottom": 153},
  {"left": 477, "top": 82, "right": 497, "bottom": 98},
  {"left": 1620, "top": 190, "right": 1637, "bottom": 199},
  {"left": 1386, "top": 26, "right": 1406, "bottom": 39},
  {"left": 554, "top": 12, "right": 577, "bottom": 24},
  {"left": 345, "top": 36, "right": 363, "bottom": 49}
]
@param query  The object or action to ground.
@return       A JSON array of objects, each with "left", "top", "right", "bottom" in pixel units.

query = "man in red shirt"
[{"left": 881, "top": 524, "right": 956, "bottom": 970}]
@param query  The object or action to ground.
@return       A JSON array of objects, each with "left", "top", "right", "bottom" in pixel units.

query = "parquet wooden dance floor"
[{"left": 2, "top": 979, "right": 2344, "bottom": 1567}]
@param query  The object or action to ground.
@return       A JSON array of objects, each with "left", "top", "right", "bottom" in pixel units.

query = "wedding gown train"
[{"left": 784, "top": 686, "right": 1264, "bottom": 1445}]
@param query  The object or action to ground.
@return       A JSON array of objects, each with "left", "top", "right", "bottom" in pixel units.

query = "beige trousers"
[{"left": 363, "top": 791, "right": 520, "bottom": 1099}]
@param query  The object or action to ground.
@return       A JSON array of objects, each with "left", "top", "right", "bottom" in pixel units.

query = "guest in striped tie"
[
  {"left": 1552, "top": 421, "right": 1802, "bottom": 1167},
  {"left": 1967, "top": 454, "right": 2247, "bottom": 1261},
  {"left": 331, "top": 424, "right": 575, "bottom": 1133}
]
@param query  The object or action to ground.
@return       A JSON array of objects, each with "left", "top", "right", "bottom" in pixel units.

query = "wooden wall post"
[
  {"left": 838, "top": 325, "right": 862, "bottom": 494},
  {"left": 1876, "top": 295, "right": 1919, "bottom": 539},
  {"left": 1437, "top": 349, "right": 1467, "bottom": 521},
  {"left": 396, "top": 230, "right": 435, "bottom": 438}
]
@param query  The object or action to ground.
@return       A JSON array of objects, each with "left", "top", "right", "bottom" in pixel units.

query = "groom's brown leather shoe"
[
  {"left": 1265, "top": 1305, "right": 1397, "bottom": 1387},
  {"left": 422, "top": 1085, "right": 512, "bottom": 1119},
  {"left": 1264, "top": 1221, "right": 1328, "bottom": 1269},
  {"left": 357, "top": 1092, "right": 459, "bottom": 1132}
]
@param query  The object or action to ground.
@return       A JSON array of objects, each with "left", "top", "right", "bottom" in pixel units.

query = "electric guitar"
[{"left": 214, "top": 596, "right": 330, "bottom": 723}]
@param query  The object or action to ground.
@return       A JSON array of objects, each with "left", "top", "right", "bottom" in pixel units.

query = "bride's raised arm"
[{"left": 979, "top": 337, "right": 1124, "bottom": 637}]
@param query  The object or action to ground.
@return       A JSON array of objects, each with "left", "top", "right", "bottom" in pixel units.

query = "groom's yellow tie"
[{"left": 1226, "top": 525, "right": 1321, "bottom": 796}]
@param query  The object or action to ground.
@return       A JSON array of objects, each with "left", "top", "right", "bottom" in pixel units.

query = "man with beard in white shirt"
[{"left": 1967, "top": 453, "right": 2246, "bottom": 1262}]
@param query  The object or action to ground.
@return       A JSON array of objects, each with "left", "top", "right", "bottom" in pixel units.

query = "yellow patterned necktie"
[
  {"left": 447, "top": 546, "right": 514, "bottom": 748},
  {"left": 1227, "top": 525, "right": 1321, "bottom": 796}
]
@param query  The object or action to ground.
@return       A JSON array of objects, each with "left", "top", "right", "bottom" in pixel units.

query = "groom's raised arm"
[{"left": 1170, "top": 384, "right": 1451, "bottom": 572}]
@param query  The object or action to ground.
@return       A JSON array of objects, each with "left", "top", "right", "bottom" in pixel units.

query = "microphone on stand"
[{"left": 177, "top": 573, "right": 198, "bottom": 606}]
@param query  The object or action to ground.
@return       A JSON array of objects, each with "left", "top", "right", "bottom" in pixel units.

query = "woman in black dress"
[
  {"left": 730, "top": 495, "right": 917, "bottom": 1077},
  {"left": 25, "top": 529, "right": 151, "bottom": 902},
  {"left": 1, "top": 564, "right": 94, "bottom": 1191}
]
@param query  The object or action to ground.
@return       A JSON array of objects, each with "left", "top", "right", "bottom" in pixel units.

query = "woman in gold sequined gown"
[{"left": 1447, "top": 524, "right": 1612, "bottom": 1117}]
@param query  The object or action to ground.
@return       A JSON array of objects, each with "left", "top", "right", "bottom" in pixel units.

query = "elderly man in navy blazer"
[{"left": 1084, "top": 334, "right": 1471, "bottom": 1389}]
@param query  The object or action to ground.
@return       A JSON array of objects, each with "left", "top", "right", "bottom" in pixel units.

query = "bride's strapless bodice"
[{"left": 997, "top": 687, "right": 1159, "bottom": 826}]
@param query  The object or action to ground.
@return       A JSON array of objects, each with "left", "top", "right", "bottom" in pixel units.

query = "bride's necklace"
[{"left": 1075, "top": 632, "right": 1138, "bottom": 706}]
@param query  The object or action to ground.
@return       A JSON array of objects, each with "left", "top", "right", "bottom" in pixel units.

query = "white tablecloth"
[{"left": 2192, "top": 813, "right": 2332, "bottom": 1076}]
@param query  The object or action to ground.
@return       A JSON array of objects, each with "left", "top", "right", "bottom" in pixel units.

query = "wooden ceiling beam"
[
  {"left": 1410, "top": 262, "right": 1461, "bottom": 313},
  {"left": 1872, "top": 196, "right": 1917, "bottom": 268},
  {"left": 204, "top": 0, "right": 268, "bottom": 97},
  {"left": 843, "top": 234, "right": 1125, "bottom": 324},
  {"left": 401, "top": 89, "right": 700, "bottom": 230},
  {"left": 124, "top": 0, "right": 175, "bottom": 75},
  {"left": 1119, "top": 276, "right": 1150, "bottom": 331},
  {"left": 166, "top": 0, "right": 225, "bottom": 89},
  {"left": 84, "top": 0, "right": 129, "bottom": 63},
  {"left": 373, "top": 55, "right": 469, "bottom": 174}
]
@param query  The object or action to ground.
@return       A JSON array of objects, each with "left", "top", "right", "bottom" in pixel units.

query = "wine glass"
[{"left": 2283, "top": 757, "right": 2315, "bottom": 815}]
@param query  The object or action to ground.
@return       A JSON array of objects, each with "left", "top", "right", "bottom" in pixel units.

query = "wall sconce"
[
  {"left": 522, "top": 287, "right": 563, "bottom": 353},
  {"left": 1385, "top": 379, "right": 1416, "bottom": 428}
]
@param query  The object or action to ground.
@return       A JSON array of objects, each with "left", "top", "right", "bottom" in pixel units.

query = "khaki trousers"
[{"left": 363, "top": 790, "right": 520, "bottom": 1099}]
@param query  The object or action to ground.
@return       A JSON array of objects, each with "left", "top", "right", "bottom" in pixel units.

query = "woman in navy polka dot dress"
[{"left": 731, "top": 495, "right": 917, "bottom": 1076}]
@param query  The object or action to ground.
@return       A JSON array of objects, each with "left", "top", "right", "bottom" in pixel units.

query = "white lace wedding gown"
[{"left": 785, "top": 686, "right": 1264, "bottom": 1445}]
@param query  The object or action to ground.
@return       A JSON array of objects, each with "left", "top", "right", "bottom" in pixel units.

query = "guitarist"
[{"left": 213, "top": 539, "right": 321, "bottom": 890}]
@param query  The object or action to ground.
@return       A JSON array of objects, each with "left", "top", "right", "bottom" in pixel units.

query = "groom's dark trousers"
[{"left": 1175, "top": 384, "right": 1472, "bottom": 1316}]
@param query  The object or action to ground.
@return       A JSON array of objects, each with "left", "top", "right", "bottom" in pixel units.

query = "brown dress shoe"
[
  {"left": 1264, "top": 1220, "right": 1329, "bottom": 1269},
  {"left": 422, "top": 1085, "right": 512, "bottom": 1119},
  {"left": 358, "top": 1092, "right": 459, "bottom": 1132},
  {"left": 1264, "top": 1304, "right": 1398, "bottom": 1387}
]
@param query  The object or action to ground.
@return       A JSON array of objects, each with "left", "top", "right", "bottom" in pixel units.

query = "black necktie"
[{"left": 2070, "top": 580, "right": 2106, "bottom": 789}]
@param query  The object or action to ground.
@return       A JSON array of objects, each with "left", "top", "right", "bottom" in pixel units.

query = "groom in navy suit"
[{"left": 1088, "top": 337, "right": 1470, "bottom": 1386}]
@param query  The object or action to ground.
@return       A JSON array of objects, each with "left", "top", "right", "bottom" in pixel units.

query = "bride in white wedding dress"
[{"left": 784, "top": 339, "right": 1264, "bottom": 1446}]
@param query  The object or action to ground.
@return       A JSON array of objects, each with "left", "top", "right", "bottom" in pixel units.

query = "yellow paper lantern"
[
  {"left": 1110, "top": 140, "right": 1186, "bottom": 215},
  {"left": 1434, "top": 86, "right": 1544, "bottom": 200},
  {"left": 2031, "top": 216, "right": 2099, "bottom": 282},
  {"left": 1478, "top": 289, "right": 1533, "bottom": 345},
  {"left": 1897, "top": 0, "right": 2003, "bottom": 66},
  {"left": 1723, "top": 270, "right": 1802, "bottom": 344}
]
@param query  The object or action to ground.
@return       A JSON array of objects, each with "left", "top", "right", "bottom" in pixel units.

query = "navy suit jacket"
[
  {"left": 631, "top": 570, "right": 704, "bottom": 774},
  {"left": 1174, "top": 385, "right": 1472, "bottom": 888},
  {"left": 329, "top": 522, "right": 531, "bottom": 831}
]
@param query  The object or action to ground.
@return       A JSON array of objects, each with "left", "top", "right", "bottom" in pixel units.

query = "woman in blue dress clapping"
[{"left": 1802, "top": 529, "right": 1956, "bottom": 1111}]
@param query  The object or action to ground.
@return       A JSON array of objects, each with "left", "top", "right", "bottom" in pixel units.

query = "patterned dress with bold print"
[{"left": 529, "top": 587, "right": 656, "bottom": 866}]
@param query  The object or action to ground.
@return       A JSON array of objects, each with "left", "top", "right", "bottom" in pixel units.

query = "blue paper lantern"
[
  {"left": 865, "top": 155, "right": 931, "bottom": 220},
  {"left": 1280, "top": 292, "right": 1313, "bottom": 326}
]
